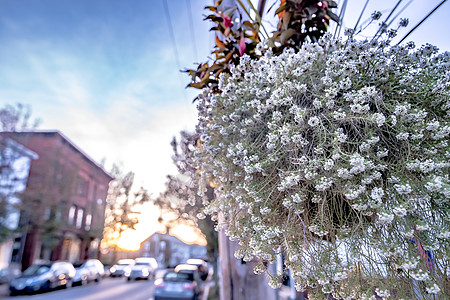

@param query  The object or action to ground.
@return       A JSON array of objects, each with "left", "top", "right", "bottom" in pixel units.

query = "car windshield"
[
  {"left": 73, "top": 263, "right": 83, "bottom": 268},
  {"left": 135, "top": 262, "right": 150, "bottom": 266},
  {"left": 117, "top": 260, "right": 133, "bottom": 265},
  {"left": 23, "top": 265, "right": 51, "bottom": 276},
  {"left": 164, "top": 272, "right": 193, "bottom": 282}
]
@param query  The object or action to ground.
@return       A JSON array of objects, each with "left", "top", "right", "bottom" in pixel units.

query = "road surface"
[{"left": 1, "top": 277, "right": 156, "bottom": 300}]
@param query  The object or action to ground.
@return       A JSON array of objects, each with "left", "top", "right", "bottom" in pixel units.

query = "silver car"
[
  {"left": 109, "top": 259, "right": 135, "bottom": 277},
  {"left": 126, "top": 257, "right": 158, "bottom": 281},
  {"left": 154, "top": 271, "right": 201, "bottom": 300}
]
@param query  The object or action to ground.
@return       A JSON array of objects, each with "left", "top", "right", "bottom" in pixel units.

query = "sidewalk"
[
  {"left": 202, "top": 280, "right": 215, "bottom": 300},
  {"left": 0, "top": 284, "right": 9, "bottom": 297}
]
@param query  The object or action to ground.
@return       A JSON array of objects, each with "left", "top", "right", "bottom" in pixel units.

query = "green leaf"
[
  {"left": 188, "top": 82, "right": 205, "bottom": 89},
  {"left": 223, "top": 7, "right": 237, "bottom": 17},
  {"left": 280, "top": 28, "right": 296, "bottom": 44},
  {"left": 304, "top": 6, "right": 318, "bottom": 16},
  {"left": 328, "top": 1, "right": 338, "bottom": 8},
  {"left": 275, "top": 4, "right": 286, "bottom": 15},
  {"left": 327, "top": 11, "right": 340, "bottom": 23},
  {"left": 204, "top": 5, "right": 217, "bottom": 12}
]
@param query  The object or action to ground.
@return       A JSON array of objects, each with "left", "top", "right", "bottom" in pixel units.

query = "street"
[
  {"left": 0, "top": 277, "right": 155, "bottom": 300},
  {"left": 0, "top": 269, "right": 213, "bottom": 300}
]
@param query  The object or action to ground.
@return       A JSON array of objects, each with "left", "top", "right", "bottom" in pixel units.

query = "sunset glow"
[
  {"left": 117, "top": 223, "right": 207, "bottom": 251},
  {"left": 116, "top": 203, "right": 207, "bottom": 251}
]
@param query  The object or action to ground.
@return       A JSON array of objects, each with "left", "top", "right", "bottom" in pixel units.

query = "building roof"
[
  {"left": 142, "top": 232, "right": 198, "bottom": 247},
  {"left": 2, "top": 130, "right": 113, "bottom": 180}
]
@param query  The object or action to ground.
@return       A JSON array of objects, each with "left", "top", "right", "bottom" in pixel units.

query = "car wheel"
[
  {"left": 46, "top": 280, "right": 55, "bottom": 290},
  {"left": 127, "top": 277, "right": 131, "bottom": 281},
  {"left": 81, "top": 277, "right": 88, "bottom": 286},
  {"left": 95, "top": 275, "right": 101, "bottom": 283},
  {"left": 65, "top": 279, "right": 73, "bottom": 289}
]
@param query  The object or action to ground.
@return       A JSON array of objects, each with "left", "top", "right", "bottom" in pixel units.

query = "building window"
[
  {"left": 44, "top": 207, "right": 51, "bottom": 221},
  {"left": 77, "top": 177, "right": 89, "bottom": 197},
  {"left": 76, "top": 208, "right": 84, "bottom": 229},
  {"left": 85, "top": 213, "right": 92, "bottom": 231},
  {"left": 68, "top": 205, "right": 76, "bottom": 225}
]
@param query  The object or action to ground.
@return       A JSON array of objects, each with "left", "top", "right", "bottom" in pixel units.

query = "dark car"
[
  {"left": 109, "top": 259, "right": 134, "bottom": 277},
  {"left": 186, "top": 259, "right": 209, "bottom": 281},
  {"left": 73, "top": 259, "right": 104, "bottom": 286},
  {"left": 154, "top": 271, "right": 201, "bottom": 300},
  {"left": 9, "top": 261, "right": 75, "bottom": 295}
]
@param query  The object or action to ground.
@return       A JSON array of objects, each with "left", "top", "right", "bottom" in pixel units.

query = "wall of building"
[{"left": 2, "top": 131, "right": 112, "bottom": 269}]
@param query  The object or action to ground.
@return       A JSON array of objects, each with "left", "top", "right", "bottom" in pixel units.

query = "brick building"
[{"left": 1, "top": 131, "right": 113, "bottom": 269}]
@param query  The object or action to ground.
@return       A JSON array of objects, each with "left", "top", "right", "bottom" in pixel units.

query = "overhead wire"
[
  {"left": 162, "top": 0, "right": 188, "bottom": 100},
  {"left": 162, "top": 0, "right": 182, "bottom": 71},
  {"left": 397, "top": 0, "right": 448, "bottom": 44},
  {"left": 186, "top": 0, "right": 199, "bottom": 62}
]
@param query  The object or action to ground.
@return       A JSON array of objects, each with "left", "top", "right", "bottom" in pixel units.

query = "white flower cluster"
[{"left": 195, "top": 35, "right": 450, "bottom": 298}]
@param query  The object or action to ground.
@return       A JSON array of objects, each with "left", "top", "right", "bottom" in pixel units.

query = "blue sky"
[
  {"left": 0, "top": 0, "right": 212, "bottom": 194},
  {"left": 0, "top": 0, "right": 449, "bottom": 238}
]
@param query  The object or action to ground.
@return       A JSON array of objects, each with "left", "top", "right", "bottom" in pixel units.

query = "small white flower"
[
  {"left": 372, "top": 113, "right": 386, "bottom": 126},
  {"left": 377, "top": 212, "right": 394, "bottom": 225},
  {"left": 410, "top": 269, "right": 430, "bottom": 281},
  {"left": 308, "top": 116, "right": 320, "bottom": 127},
  {"left": 426, "top": 283, "right": 440, "bottom": 294},
  {"left": 323, "top": 159, "right": 335, "bottom": 171},
  {"left": 393, "top": 206, "right": 407, "bottom": 217},
  {"left": 396, "top": 132, "right": 409, "bottom": 140},
  {"left": 375, "top": 288, "right": 390, "bottom": 298}
]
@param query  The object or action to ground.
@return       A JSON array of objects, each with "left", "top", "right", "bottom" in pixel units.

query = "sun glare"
[{"left": 117, "top": 223, "right": 207, "bottom": 251}]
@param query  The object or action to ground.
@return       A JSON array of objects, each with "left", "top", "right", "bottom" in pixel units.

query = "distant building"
[
  {"left": 0, "top": 137, "right": 38, "bottom": 269},
  {"left": 0, "top": 131, "right": 113, "bottom": 269},
  {"left": 138, "top": 231, "right": 207, "bottom": 267}
]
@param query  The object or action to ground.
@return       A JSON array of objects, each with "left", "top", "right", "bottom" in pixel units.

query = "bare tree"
[
  {"left": 154, "top": 131, "right": 219, "bottom": 297},
  {"left": 0, "top": 103, "right": 40, "bottom": 132},
  {"left": 101, "top": 164, "right": 151, "bottom": 261}
]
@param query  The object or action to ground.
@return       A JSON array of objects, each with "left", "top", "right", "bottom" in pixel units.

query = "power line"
[
  {"left": 162, "top": 0, "right": 189, "bottom": 101},
  {"left": 398, "top": 0, "right": 448, "bottom": 44},
  {"left": 186, "top": 0, "right": 199, "bottom": 62},
  {"left": 162, "top": 0, "right": 182, "bottom": 71}
]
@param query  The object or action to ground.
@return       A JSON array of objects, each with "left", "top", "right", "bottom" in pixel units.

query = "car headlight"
[{"left": 110, "top": 267, "right": 116, "bottom": 273}]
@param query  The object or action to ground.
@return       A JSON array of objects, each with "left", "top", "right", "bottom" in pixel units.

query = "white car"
[
  {"left": 126, "top": 257, "right": 158, "bottom": 281},
  {"left": 73, "top": 259, "right": 104, "bottom": 285},
  {"left": 110, "top": 259, "right": 135, "bottom": 277}
]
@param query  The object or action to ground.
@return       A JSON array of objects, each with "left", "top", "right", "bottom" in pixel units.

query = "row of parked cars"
[
  {"left": 5, "top": 259, "right": 105, "bottom": 296},
  {"left": 107, "top": 257, "right": 211, "bottom": 300},
  {"left": 3, "top": 257, "right": 211, "bottom": 298}
]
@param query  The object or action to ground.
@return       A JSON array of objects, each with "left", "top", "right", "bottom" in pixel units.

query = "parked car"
[
  {"left": 109, "top": 259, "right": 135, "bottom": 277},
  {"left": 9, "top": 261, "right": 75, "bottom": 295},
  {"left": 186, "top": 259, "right": 209, "bottom": 280},
  {"left": 175, "top": 264, "right": 203, "bottom": 292},
  {"left": 0, "top": 264, "right": 21, "bottom": 285},
  {"left": 73, "top": 259, "right": 104, "bottom": 286},
  {"left": 103, "top": 265, "right": 111, "bottom": 277},
  {"left": 126, "top": 257, "right": 158, "bottom": 281},
  {"left": 154, "top": 271, "right": 201, "bottom": 300}
]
